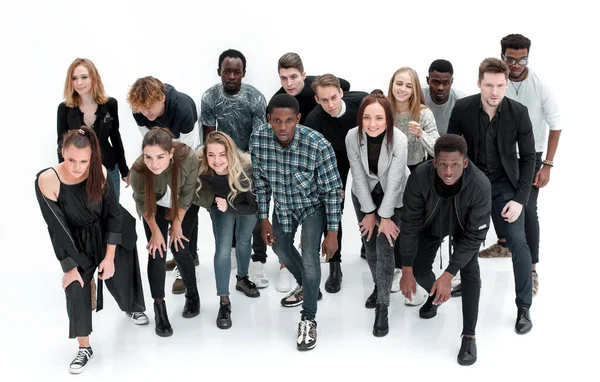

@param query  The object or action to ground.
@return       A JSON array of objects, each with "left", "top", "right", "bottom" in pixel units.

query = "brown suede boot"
[{"left": 172, "top": 267, "right": 185, "bottom": 295}]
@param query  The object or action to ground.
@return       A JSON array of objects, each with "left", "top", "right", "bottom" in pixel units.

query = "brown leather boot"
[
  {"left": 165, "top": 258, "right": 177, "bottom": 272},
  {"left": 172, "top": 267, "right": 185, "bottom": 295}
]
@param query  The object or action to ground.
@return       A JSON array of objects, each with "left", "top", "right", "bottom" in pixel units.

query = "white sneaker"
[
  {"left": 231, "top": 248, "right": 237, "bottom": 269},
  {"left": 391, "top": 268, "right": 402, "bottom": 293},
  {"left": 276, "top": 267, "right": 292, "bottom": 293},
  {"left": 405, "top": 284, "right": 429, "bottom": 306},
  {"left": 249, "top": 261, "right": 269, "bottom": 288},
  {"left": 126, "top": 311, "right": 149, "bottom": 325},
  {"left": 451, "top": 272, "right": 461, "bottom": 289}
]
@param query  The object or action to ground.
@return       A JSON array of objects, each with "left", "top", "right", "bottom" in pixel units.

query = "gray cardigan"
[{"left": 345, "top": 127, "right": 410, "bottom": 218}]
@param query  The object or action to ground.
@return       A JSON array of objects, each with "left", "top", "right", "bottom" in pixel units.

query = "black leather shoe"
[
  {"left": 457, "top": 336, "right": 477, "bottom": 366},
  {"left": 182, "top": 288, "right": 200, "bottom": 318},
  {"left": 373, "top": 304, "right": 389, "bottom": 337},
  {"left": 216, "top": 303, "right": 232, "bottom": 329},
  {"left": 451, "top": 282, "right": 462, "bottom": 297},
  {"left": 324, "top": 261, "right": 342, "bottom": 293},
  {"left": 419, "top": 295, "right": 438, "bottom": 319},
  {"left": 515, "top": 307, "right": 532, "bottom": 334},
  {"left": 153, "top": 301, "right": 173, "bottom": 337},
  {"left": 365, "top": 286, "right": 377, "bottom": 309}
]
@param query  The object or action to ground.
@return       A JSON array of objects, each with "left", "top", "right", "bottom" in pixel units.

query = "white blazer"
[{"left": 345, "top": 127, "right": 410, "bottom": 218}]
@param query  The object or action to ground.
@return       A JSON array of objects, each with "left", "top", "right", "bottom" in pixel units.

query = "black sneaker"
[
  {"left": 419, "top": 295, "right": 438, "bottom": 319},
  {"left": 457, "top": 336, "right": 477, "bottom": 366},
  {"left": 236, "top": 276, "right": 260, "bottom": 298},
  {"left": 69, "top": 347, "right": 93, "bottom": 374},
  {"left": 281, "top": 285, "right": 323, "bottom": 307},
  {"left": 297, "top": 316, "right": 318, "bottom": 351},
  {"left": 216, "top": 303, "right": 232, "bottom": 330}
]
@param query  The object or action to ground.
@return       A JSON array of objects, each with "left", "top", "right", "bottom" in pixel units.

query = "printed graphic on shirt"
[{"left": 201, "top": 83, "right": 267, "bottom": 152}]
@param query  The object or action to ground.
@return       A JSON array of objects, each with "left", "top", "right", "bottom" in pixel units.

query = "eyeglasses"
[{"left": 502, "top": 54, "right": 528, "bottom": 66}]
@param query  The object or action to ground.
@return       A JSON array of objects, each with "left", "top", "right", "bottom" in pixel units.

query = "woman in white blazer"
[{"left": 346, "top": 90, "right": 410, "bottom": 337}]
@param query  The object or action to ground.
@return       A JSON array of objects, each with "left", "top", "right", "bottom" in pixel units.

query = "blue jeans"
[
  {"left": 271, "top": 206, "right": 326, "bottom": 320},
  {"left": 491, "top": 179, "right": 533, "bottom": 309},
  {"left": 210, "top": 205, "right": 257, "bottom": 296},
  {"left": 108, "top": 165, "right": 121, "bottom": 201}
]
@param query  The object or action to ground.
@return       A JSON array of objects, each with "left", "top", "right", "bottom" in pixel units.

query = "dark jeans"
[
  {"left": 324, "top": 151, "right": 350, "bottom": 263},
  {"left": 250, "top": 221, "right": 268, "bottom": 263},
  {"left": 491, "top": 179, "right": 533, "bottom": 309},
  {"left": 143, "top": 204, "right": 200, "bottom": 299},
  {"left": 413, "top": 231, "right": 481, "bottom": 336},
  {"left": 107, "top": 165, "right": 120, "bottom": 201},
  {"left": 491, "top": 153, "right": 542, "bottom": 264},
  {"left": 352, "top": 193, "right": 398, "bottom": 306},
  {"left": 271, "top": 206, "right": 326, "bottom": 320},
  {"left": 210, "top": 205, "right": 257, "bottom": 296}
]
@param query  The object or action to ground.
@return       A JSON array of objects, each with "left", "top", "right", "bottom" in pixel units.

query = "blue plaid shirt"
[{"left": 250, "top": 123, "right": 343, "bottom": 233}]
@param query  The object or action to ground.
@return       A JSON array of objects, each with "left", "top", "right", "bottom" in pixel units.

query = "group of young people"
[{"left": 36, "top": 32, "right": 561, "bottom": 373}]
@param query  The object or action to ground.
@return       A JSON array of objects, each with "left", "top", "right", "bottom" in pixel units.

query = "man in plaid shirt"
[{"left": 250, "top": 93, "right": 343, "bottom": 351}]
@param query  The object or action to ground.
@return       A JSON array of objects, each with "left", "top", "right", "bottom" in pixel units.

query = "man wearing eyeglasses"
[{"left": 478, "top": 34, "right": 561, "bottom": 299}]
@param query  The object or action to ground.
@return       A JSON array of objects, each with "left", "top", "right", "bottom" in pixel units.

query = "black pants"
[
  {"left": 65, "top": 250, "right": 145, "bottom": 339},
  {"left": 325, "top": 151, "right": 350, "bottom": 263},
  {"left": 491, "top": 153, "right": 542, "bottom": 264},
  {"left": 143, "top": 204, "right": 200, "bottom": 299},
  {"left": 413, "top": 231, "right": 481, "bottom": 336}
]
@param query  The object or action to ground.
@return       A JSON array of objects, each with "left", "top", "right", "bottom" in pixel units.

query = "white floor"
[{"left": 4, "top": 176, "right": 595, "bottom": 380}]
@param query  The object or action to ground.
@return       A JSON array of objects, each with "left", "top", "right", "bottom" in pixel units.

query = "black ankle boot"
[
  {"left": 419, "top": 294, "right": 438, "bottom": 319},
  {"left": 153, "top": 300, "right": 173, "bottom": 337},
  {"left": 373, "top": 304, "right": 389, "bottom": 337},
  {"left": 324, "top": 261, "right": 342, "bottom": 294},
  {"left": 365, "top": 286, "right": 378, "bottom": 309},
  {"left": 182, "top": 287, "right": 200, "bottom": 318},
  {"left": 515, "top": 307, "right": 533, "bottom": 334}
]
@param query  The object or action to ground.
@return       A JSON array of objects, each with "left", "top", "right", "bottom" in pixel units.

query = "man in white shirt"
[
  {"left": 423, "top": 59, "right": 467, "bottom": 135},
  {"left": 479, "top": 34, "right": 561, "bottom": 298}
]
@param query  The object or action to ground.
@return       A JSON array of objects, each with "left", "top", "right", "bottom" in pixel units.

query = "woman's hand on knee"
[{"left": 62, "top": 268, "right": 84, "bottom": 290}]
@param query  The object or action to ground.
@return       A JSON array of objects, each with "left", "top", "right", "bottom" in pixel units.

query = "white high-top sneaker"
[
  {"left": 276, "top": 266, "right": 292, "bottom": 293},
  {"left": 391, "top": 268, "right": 402, "bottom": 293},
  {"left": 249, "top": 261, "right": 269, "bottom": 288},
  {"left": 231, "top": 248, "right": 237, "bottom": 269},
  {"left": 405, "top": 284, "right": 429, "bottom": 306}
]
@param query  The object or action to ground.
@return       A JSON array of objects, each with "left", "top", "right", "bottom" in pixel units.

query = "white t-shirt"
[
  {"left": 422, "top": 87, "right": 467, "bottom": 135},
  {"left": 505, "top": 69, "right": 561, "bottom": 153}
]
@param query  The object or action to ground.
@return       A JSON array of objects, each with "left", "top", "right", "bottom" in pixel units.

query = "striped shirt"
[{"left": 250, "top": 123, "right": 343, "bottom": 233}]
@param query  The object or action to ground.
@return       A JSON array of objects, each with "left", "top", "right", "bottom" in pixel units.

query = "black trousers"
[
  {"left": 413, "top": 231, "right": 481, "bottom": 336},
  {"left": 143, "top": 204, "right": 200, "bottom": 299},
  {"left": 490, "top": 153, "right": 542, "bottom": 264},
  {"left": 65, "top": 248, "right": 146, "bottom": 339}
]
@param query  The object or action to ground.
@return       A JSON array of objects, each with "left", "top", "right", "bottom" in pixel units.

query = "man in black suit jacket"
[{"left": 448, "top": 58, "right": 536, "bottom": 335}]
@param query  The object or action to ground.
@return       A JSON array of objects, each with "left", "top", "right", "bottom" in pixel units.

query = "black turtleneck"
[{"left": 366, "top": 131, "right": 386, "bottom": 175}]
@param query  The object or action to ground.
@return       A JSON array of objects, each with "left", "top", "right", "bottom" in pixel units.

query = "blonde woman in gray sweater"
[{"left": 387, "top": 67, "right": 440, "bottom": 172}]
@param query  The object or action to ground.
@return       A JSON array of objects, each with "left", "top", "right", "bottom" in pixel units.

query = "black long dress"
[{"left": 35, "top": 168, "right": 145, "bottom": 338}]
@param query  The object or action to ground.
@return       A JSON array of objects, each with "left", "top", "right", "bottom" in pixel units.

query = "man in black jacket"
[
  {"left": 447, "top": 58, "right": 536, "bottom": 335},
  {"left": 399, "top": 134, "right": 491, "bottom": 366},
  {"left": 304, "top": 73, "right": 368, "bottom": 293}
]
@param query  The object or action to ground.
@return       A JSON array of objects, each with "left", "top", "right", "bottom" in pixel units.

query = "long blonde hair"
[
  {"left": 387, "top": 67, "right": 428, "bottom": 122},
  {"left": 197, "top": 131, "right": 253, "bottom": 207},
  {"left": 63, "top": 58, "right": 108, "bottom": 107}
]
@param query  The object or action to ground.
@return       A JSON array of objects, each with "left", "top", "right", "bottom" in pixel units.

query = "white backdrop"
[{"left": 0, "top": 0, "right": 598, "bottom": 379}]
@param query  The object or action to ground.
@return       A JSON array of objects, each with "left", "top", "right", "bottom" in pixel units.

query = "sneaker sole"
[
  {"left": 457, "top": 356, "right": 477, "bottom": 366},
  {"left": 130, "top": 319, "right": 150, "bottom": 325},
  {"left": 297, "top": 343, "right": 317, "bottom": 351},
  {"left": 236, "top": 285, "right": 260, "bottom": 298},
  {"left": 281, "top": 300, "right": 303, "bottom": 307}
]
